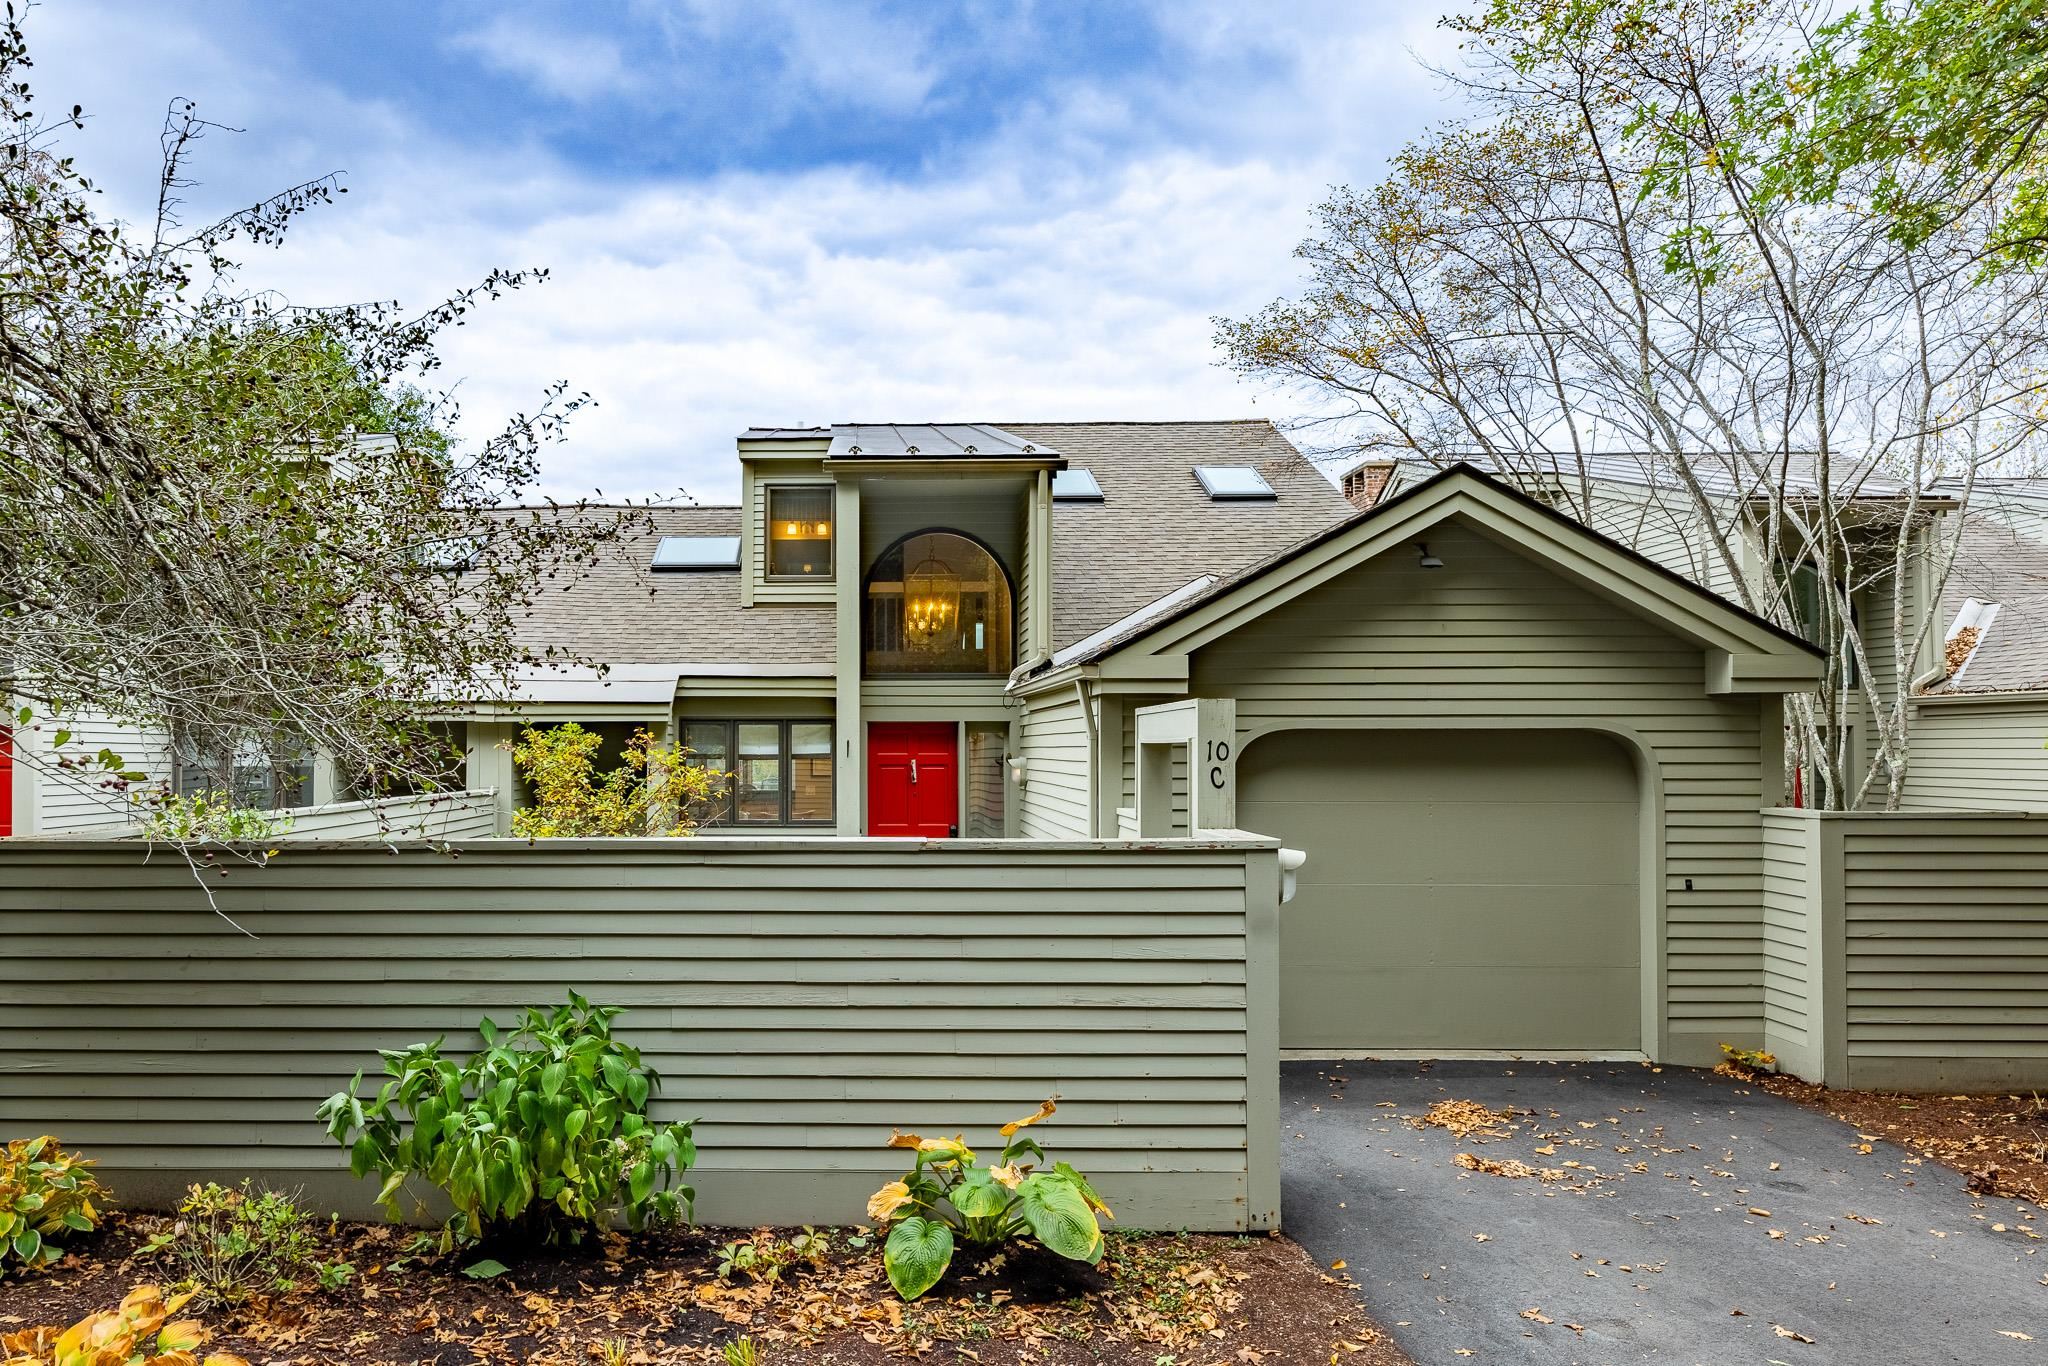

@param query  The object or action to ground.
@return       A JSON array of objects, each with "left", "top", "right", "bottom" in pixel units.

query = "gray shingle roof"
[
  {"left": 489, "top": 422, "right": 1350, "bottom": 672},
  {"left": 1002, "top": 420, "right": 1356, "bottom": 650},
  {"left": 1040, "top": 460, "right": 1821, "bottom": 670},
  {"left": 502, "top": 505, "right": 836, "bottom": 668},
  {"left": 1929, "top": 515, "right": 2048, "bottom": 694}
]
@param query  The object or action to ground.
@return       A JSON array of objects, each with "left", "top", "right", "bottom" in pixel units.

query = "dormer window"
[{"left": 766, "top": 486, "right": 833, "bottom": 579}]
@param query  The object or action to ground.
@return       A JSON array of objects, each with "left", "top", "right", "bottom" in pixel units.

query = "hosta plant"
[
  {"left": 0, "top": 1136, "right": 108, "bottom": 1276},
  {"left": 0, "top": 1284, "right": 248, "bottom": 1366},
  {"left": 315, "top": 991, "right": 696, "bottom": 1249},
  {"left": 865, "top": 1099, "right": 1112, "bottom": 1300}
]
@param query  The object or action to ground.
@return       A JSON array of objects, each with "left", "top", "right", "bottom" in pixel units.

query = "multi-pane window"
[
  {"left": 174, "top": 737, "right": 314, "bottom": 811},
  {"left": 682, "top": 720, "right": 834, "bottom": 826},
  {"left": 766, "top": 486, "right": 833, "bottom": 579}
]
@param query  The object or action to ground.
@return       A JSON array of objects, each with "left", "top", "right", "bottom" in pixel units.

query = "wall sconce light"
[
  {"left": 1416, "top": 542, "right": 1444, "bottom": 569},
  {"left": 1007, "top": 756, "right": 1028, "bottom": 786}
]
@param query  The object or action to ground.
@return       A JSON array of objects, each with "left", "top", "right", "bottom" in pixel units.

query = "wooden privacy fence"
[
  {"left": 1762, "top": 809, "right": 2048, "bottom": 1091},
  {"left": 0, "top": 836, "right": 1283, "bottom": 1231}
]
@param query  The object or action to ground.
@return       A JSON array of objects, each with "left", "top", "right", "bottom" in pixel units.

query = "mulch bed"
[
  {"left": 0, "top": 1217, "right": 1410, "bottom": 1365},
  {"left": 1747, "top": 1067, "right": 2048, "bottom": 1206}
]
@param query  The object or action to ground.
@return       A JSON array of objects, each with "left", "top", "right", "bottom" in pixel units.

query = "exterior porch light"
[
  {"left": 904, "top": 546, "right": 960, "bottom": 649},
  {"left": 1416, "top": 542, "right": 1444, "bottom": 569}
]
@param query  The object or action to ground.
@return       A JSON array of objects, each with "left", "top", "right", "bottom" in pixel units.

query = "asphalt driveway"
[{"left": 1282, "top": 1059, "right": 2048, "bottom": 1364}]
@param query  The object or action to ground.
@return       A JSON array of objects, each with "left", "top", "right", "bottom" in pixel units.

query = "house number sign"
[{"left": 1206, "top": 738, "right": 1230, "bottom": 789}]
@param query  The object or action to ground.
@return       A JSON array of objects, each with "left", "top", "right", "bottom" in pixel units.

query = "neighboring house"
[{"left": 1905, "top": 500, "right": 2048, "bottom": 812}]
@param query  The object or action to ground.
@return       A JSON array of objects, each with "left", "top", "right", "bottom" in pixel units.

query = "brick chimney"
[{"left": 1342, "top": 460, "right": 1397, "bottom": 511}]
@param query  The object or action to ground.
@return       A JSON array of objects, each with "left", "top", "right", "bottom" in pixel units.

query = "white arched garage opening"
[{"left": 1238, "top": 727, "right": 1643, "bottom": 1054}]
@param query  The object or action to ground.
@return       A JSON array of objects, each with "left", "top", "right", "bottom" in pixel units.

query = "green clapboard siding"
[
  {"left": 1839, "top": 814, "right": 2048, "bottom": 1090},
  {"left": 0, "top": 837, "right": 1281, "bottom": 1230},
  {"left": 1191, "top": 520, "right": 1771, "bottom": 1062},
  {"left": 1753, "top": 809, "right": 2048, "bottom": 1091},
  {"left": 1015, "top": 689, "right": 1092, "bottom": 838},
  {"left": 1901, "top": 699, "right": 2048, "bottom": 813}
]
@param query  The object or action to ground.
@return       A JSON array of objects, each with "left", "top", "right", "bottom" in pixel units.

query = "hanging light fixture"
[{"left": 903, "top": 541, "right": 960, "bottom": 650}]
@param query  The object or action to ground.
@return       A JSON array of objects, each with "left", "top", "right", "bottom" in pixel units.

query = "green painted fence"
[
  {"left": 0, "top": 836, "right": 1282, "bottom": 1230},
  {"left": 1761, "top": 809, "right": 2048, "bottom": 1091}
]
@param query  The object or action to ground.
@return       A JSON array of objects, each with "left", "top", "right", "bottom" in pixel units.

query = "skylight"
[
  {"left": 420, "top": 536, "right": 481, "bottom": 572},
  {"left": 652, "top": 536, "right": 740, "bottom": 571},
  {"left": 1053, "top": 468, "right": 1104, "bottom": 501},
  {"left": 1193, "top": 466, "right": 1276, "bottom": 500}
]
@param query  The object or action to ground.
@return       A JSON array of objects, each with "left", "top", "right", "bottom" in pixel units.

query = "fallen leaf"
[
  {"left": 1999, "top": 1332, "right": 2034, "bottom": 1341},
  {"left": 1773, "top": 1324, "right": 1816, "bottom": 1344},
  {"left": 1748, "top": 1207, "right": 1772, "bottom": 1217},
  {"left": 1520, "top": 1308, "right": 1554, "bottom": 1325},
  {"left": 1330, "top": 1259, "right": 1347, "bottom": 1270}
]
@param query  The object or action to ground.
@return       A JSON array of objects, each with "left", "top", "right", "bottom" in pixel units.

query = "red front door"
[{"left": 867, "top": 722, "right": 958, "bottom": 838}]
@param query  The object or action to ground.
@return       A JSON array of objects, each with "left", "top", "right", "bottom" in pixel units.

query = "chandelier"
[{"left": 903, "top": 545, "right": 960, "bottom": 650}]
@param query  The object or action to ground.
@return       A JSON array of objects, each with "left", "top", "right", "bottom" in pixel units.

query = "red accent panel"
[
  {"left": 866, "top": 722, "right": 958, "bottom": 838},
  {"left": 0, "top": 725, "right": 12, "bottom": 837}
]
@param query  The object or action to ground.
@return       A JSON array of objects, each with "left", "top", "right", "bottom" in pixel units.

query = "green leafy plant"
[
  {"left": 0, "top": 1284, "right": 248, "bottom": 1366},
  {"left": 509, "top": 723, "right": 727, "bottom": 838},
  {"left": 722, "top": 1338, "right": 763, "bottom": 1366},
  {"left": 715, "top": 1227, "right": 831, "bottom": 1284},
  {"left": 0, "top": 1136, "right": 108, "bottom": 1276},
  {"left": 139, "top": 791, "right": 293, "bottom": 844},
  {"left": 316, "top": 991, "right": 696, "bottom": 1248},
  {"left": 865, "top": 1099, "right": 1111, "bottom": 1301},
  {"left": 140, "top": 1181, "right": 350, "bottom": 1307}
]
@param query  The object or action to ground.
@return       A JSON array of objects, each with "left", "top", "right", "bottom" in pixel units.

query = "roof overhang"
[{"left": 1018, "top": 464, "right": 1826, "bottom": 698}]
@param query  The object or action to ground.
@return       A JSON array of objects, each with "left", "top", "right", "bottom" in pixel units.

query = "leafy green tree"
[
  {"left": 0, "top": 13, "right": 649, "bottom": 818},
  {"left": 1754, "top": 0, "right": 2048, "bottom": 274}
]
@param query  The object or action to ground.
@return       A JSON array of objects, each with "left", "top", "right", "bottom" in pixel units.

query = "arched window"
[{"left": 864, "top": 531, "right": 1014, "bottom": 676}]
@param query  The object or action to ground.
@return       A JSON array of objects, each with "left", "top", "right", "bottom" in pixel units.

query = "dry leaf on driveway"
[{"left": 1772, "top": 1324, "right": 1817, "bottom": 1343}]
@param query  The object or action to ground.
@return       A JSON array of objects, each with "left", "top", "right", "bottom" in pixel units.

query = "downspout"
[{"left": 1076, "top": 676, "right": 1097, "bottom": 837}]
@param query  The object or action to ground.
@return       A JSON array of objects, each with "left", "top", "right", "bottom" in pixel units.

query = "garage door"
[{"left": 1238, "top": 728, "right": 1640, "bottom": 1053}]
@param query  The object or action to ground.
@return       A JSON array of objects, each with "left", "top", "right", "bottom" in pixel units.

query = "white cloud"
[
  {"left": 448, "top": 17, "right": 641, "bottom": 103},
  {"left": 26, "top": 1, "right": 1465, "bottom": 505}
]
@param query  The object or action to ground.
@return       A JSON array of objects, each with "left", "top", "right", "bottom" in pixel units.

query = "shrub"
[
  {"left": 316, "top": 991, "right": 696, "bottom": 1248},
  {"left": 0, "top": 1283, "right": 248, "bottom": 1366},
  {"left": 0, "top": 1136, "right": 108, "bottom": 1276},
  {"left": 141, "top": 1181, "right": 351, "bottom": 1307},
  {"left": 716, "top": 1226, "right": 830, "bottom": 1284},
  {"left": 509, "top": 723, "right": 726, "bottom": 838},
  {"left": 865, "top": 1099, "right": 1112, "bottom": 1300},
  {"left": 139, "top": 791, "right": 293, "bottom": 843}
]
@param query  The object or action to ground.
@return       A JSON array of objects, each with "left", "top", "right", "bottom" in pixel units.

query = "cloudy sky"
[{"left": 31, "top": 2, "right": 1461, "bottom": 504}]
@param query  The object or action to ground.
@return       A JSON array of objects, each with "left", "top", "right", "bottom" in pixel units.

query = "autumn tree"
[
  {"left": 0, "top": 12, "right": 650, "bottom": 820},
  {"left": 1218, "top": 0, "right": 2048, "bottom": 809}
]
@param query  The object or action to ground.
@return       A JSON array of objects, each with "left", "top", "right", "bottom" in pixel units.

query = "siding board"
[{"left": 0, "top": 837, "right": 1278, "bottom": 1229}]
